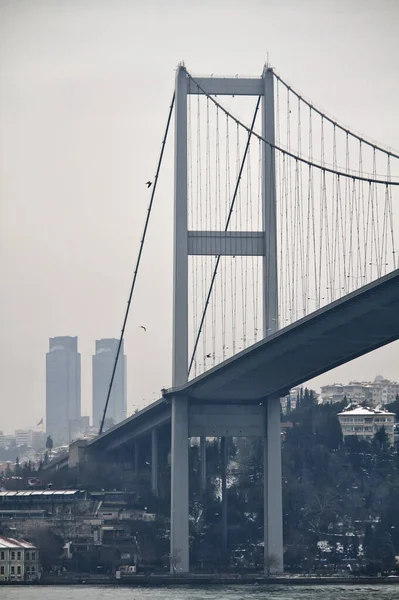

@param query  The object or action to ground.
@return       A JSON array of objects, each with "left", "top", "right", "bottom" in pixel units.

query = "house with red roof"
[{"left": 0, "top": 536, "right": 40, "bottom": 582}]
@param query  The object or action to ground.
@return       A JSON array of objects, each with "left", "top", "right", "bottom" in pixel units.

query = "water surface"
[{"left": 1, "top": 584, "right": 399, "bottom": 600}]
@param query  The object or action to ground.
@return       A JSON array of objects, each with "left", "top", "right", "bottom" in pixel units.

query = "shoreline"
[{"left": 2, "top": 575, "right": 399, "bottom": 586}]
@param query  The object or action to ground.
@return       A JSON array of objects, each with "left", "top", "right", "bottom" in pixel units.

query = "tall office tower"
[
  {"left": 92, "top": 339, "right": 127, "bottom": 430},
  {"left": 46, "top": 336, "right": 81, "bottom": 445}
]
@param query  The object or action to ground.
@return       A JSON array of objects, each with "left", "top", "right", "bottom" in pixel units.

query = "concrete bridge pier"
[
  {"left": 134, "top": 440, "right": 139, "bottom": 478},
  {"left": 151, "top": 429, "right": 159, "bottom": 496},
  {"left": 200, "top": 436, "right": 207, "bottom": 493},
  {"left": 170, "top": 394, "right": 189, "bottom": 573},
  {"left": 263, "top": 395, "right": 283, "bottom": 573},
  {"left": 221, "top": 436, "right": 228, "bottom": 555}
]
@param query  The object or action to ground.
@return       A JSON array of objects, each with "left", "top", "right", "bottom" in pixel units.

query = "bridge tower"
[{"left": 170, "top": 64, "right": 282, "bottom": 573}]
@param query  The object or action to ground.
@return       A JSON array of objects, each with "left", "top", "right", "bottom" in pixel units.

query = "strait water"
[{"left": 1, "top": 585, "right": 399, "bottom": 600}]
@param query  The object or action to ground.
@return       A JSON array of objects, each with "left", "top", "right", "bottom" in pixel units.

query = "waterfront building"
[{"left": 0, "top": 536, "right": 39, "bottom": 582}]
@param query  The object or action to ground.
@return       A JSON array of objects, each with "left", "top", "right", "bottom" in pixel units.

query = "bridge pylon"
[{"left": 170, "top": 64, "right": 282, "bottom": 574}]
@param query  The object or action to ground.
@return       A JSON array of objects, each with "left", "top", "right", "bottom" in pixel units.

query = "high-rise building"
[
  {"left": 46, "top": 336, "right": 81, "bottom": 444},
  {"left": 92, "top": 339, "right": 126, "bottom": 430}
]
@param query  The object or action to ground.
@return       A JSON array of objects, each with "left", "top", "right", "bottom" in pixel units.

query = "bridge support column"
[
  {"left": 151, "top": 429, "right": 159, "bottom": 496},
  {"left": 263, "top": 395, "right": 283, "bottom": 573},
  {"left": 134, "top": 440, "right": 139, "bottom": 477},
  {"left": 262, "top": 65, "right": 278, "bottom": 336},
  {"left": 200, "top": 436, "right": 206, "bottom": 493},
  {"left": 170, "top": 395, "right": 189, "bottom": 573},
  {"left": 221, "top": 436, "right": 228, "bottom": 555}
]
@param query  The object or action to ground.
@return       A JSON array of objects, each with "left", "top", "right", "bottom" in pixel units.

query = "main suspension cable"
[
  {"left": 272, "top": 70, "right": 399, "bottom": 160},
  {"left": 99, "top": 93, "right": 175, "bottom": 435},
  {"left": 184, "top": 70, "right": 399, "bottom": 186}
]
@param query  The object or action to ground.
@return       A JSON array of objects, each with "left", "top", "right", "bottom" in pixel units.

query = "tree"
[
  {"left": 264, "top": 553, "right": 281, "bottom": 576},
  {"left": 365, "top": 523, "right": 395, "bottom": 571},
  {"left": 386, "top": 397, "right": 399, "bottom": 421},
  {"left": 170, "top": 549, "right": 182, "bottom": 574},
  {"left": 46, "top": 436, "right": 54, "bottom": 457},
  {"left": 22, "top": 522, "right": 64, "bottom": 572},
  {"left": 374, "top": 426, "right": 389, "bottom": 451}
]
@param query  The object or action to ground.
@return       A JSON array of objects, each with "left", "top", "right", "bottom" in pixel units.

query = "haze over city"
[{"left": 1, "top": 0, "right": 399, "bottom": 433}]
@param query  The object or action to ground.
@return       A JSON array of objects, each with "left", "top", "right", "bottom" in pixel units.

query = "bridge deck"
[
  {"left": 87, "top": 269, "right": 399, "bottom": 452},
  {"left": 166, "top": 268, "right": 399, "bottom": 402}
]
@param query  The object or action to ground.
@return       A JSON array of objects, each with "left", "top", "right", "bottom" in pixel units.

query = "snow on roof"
[
  {"left": 338, "top": 406, "right": 395, "bottom": 416},
  {"left": 0, "top": 536, "right": 36, "bottom": 549},
  {"left": 0, "top": 490, "right": 80, "bottom": 498}
]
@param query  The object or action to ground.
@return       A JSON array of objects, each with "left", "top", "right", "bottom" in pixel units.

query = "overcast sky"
[{"left": 1, "top": 0, "right": 398, "bottom": 432}]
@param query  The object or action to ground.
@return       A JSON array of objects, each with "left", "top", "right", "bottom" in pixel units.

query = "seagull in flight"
[
  {"left": 146, "top": 181, "right": 152, "bottom": 188},
  {"left": 139, "top": 325, "right": 147, "bottom": 332}
]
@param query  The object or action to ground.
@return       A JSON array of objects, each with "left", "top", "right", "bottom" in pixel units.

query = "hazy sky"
[{"left": 1, "top": 0, "right": 398, "bottom": 432}]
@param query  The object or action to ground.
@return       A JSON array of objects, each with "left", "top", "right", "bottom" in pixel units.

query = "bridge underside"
[{"left": 167, "top": 267, "right": 399, "bottom": 403}]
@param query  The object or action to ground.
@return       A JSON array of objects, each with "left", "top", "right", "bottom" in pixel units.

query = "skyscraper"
[
  {"left": 46, "top": 336, "right": 81, "bottom": 445},
  {"left": 92, "top": 339, "right": 126, "bottom": 430}
]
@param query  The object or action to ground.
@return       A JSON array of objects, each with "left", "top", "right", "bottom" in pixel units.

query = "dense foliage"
[{"left": 5, "top": 390, "right": 399, "bottom": 573}]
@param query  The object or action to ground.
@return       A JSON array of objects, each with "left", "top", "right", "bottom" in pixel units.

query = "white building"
[
  {"left": 369, "top": 375, "right": 399, "bottom": 406},
  {"left": 14, "top": 429, "right": 33, "bottom": 447},
  {"left": 338, "top": 406, "right": 396, "bottom": 445},
  {"left": 0, "top": 536, "right": 39, "bottom": 582},
  {"left": 3, "top": 435, "right": 16, "bottom": 448},
  {"left": 321, "top": 375, "right": 399, "bottom": 407},
  {"left": 14, "top": 430, "right": 46, "bottom": 450},
  {"left": 321, "top": 382, "right": 371, "bottom": 405}
]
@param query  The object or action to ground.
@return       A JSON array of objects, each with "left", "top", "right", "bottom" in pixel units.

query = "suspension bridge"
[{"left": 50, "top": 63, "right": 399, "bottom": 574}]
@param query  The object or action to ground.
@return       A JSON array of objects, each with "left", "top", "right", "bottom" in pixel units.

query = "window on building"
[
  {"left": 31, "top": 552, "right": 36, "bottom": 561},
  {"left": 25, "top": 552, "right": 29, "bottom": 561},
  {"left": 17, "top": 552, "right": 21, "bottom": 560},
  {"left": 26, "top": 566, "right": 30, "bottom": 574},
  {"left": 17, "top": 566, "right": 21, "bottom": 575},
  {"left": 0, "top": 566, "right": 4, "bottom": 575},
  {"left": 11, "top": 566, "right": 15, "bottom": 575},
  {"left": 11, "top": 552, "right": 15, "bottom": 561},
  {"left": 0, "top": 551, "right": 4, "bottom": 560},
  {"left": 31, "top": 566, "right": 36, "bottom": 573}
]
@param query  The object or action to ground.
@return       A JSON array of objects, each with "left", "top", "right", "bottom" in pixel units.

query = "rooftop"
[
  {"left": 338, "top": 406, "right": 395, "bottom": 417},
  {"left": 0, "top": 536, "right": 36, "bottom": 549},
  {"left": 0, "top": 490, "right": 81, "bottom": 498}
]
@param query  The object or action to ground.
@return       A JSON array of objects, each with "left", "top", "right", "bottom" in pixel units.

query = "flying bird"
[
  {"left": 146, "top": 181, "right": 152, "bottom": 188},
  {"left": 139, "top": 325, "right": 147, "bottom": 332}
]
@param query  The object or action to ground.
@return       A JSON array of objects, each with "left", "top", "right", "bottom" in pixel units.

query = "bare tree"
[
  {"left": 264, "top": 553, "right": 280, "bottom": 576},
  {"left": 170, "top": 549, "right": 181, "bottom": 575}
]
